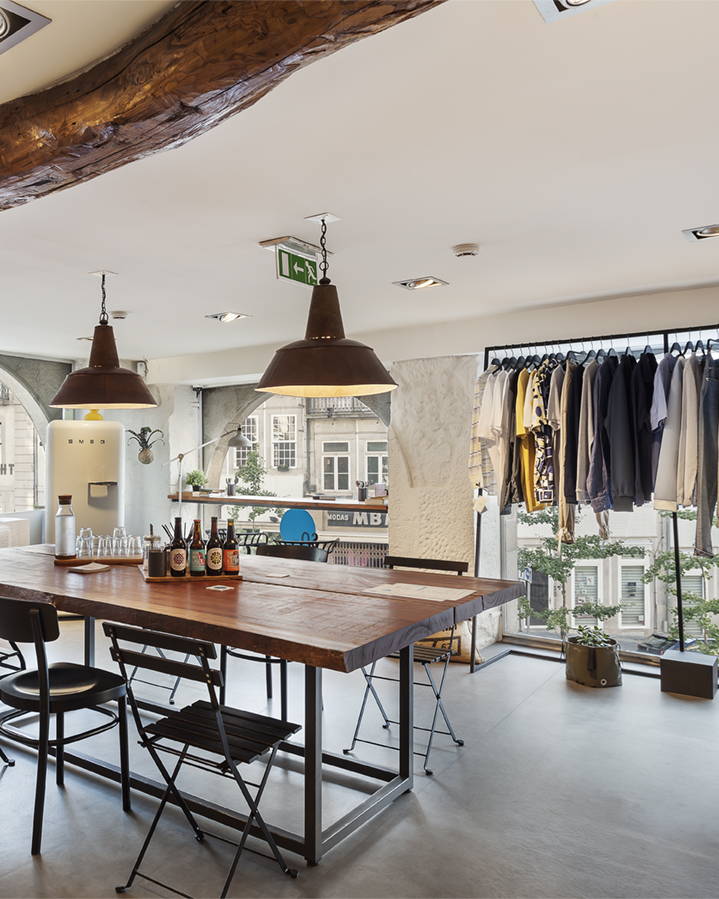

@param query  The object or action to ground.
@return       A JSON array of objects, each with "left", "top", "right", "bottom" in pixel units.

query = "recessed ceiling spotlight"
[
  {"left": 394, "top": 276, "right": 449, "bottom": 291},
  {"left": 683, "top": 224, "right": 719, "bottom": 242},
  {"left": 452, "top": 243, "right": 480, "bottom": 258},
  {"left": 533, "top": 0, "right": 615, "bottom": 24},
  {"left": 205, "top": 311, "right": 250, "bottom": 323},
  {"left": 0, "top": 1, "right": 51, "bottom": 55}
]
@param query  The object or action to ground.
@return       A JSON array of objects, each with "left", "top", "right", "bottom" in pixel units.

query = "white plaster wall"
[{"left": 387, "top": 355, "right": 502, "bottom": 649}]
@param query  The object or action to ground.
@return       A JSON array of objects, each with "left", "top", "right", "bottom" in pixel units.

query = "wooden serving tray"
[
  {"left": 137, "top": 565, "right": 242, "bottom": 583},
  {"left": 54, "top": 556, "right": 143, "bottom": 567}
]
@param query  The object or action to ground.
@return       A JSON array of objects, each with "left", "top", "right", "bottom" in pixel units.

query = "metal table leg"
[
  {"left": 469, "top": 615, "right": 477, "bottom": 673},
  {"left": 84, "top": 617, "right": 96, "bottom": 667},
  {"left": 399, "top": 645, "right": 414, "bottom": 787},
  {"left": 304, "top": 665, "right": 322, "bottom": 866}
]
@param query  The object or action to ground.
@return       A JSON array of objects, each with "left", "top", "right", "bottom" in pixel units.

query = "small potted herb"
[
  {"left": 566, "top": 624, "right": 622, "bottom": 688},
  {"left": 185, "top": 469, "right": 208, "bottom": 493}
]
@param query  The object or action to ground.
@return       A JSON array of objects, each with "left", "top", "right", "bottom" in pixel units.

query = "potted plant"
[
  {"left": 185, "top": 469, "right": 208, "bottom": 493},
  {"left": 566, "top": 624, "right": 622, "bottom": 688}
]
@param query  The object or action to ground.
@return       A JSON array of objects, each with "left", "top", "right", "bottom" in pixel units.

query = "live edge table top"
[{"left": 2, "top": 548, "right": 522, "bottom": 673}]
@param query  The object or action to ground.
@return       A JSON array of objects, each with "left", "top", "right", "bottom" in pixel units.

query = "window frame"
[
  {"left": 233, "top": 415, "right": 259, "bottom": 469},
  {"left": 365, "top": 439, "right": 388, "bottom": 485},
  {"left": 569, "top": 560, "right": 604, "bottom": 627},
  {"left": 271, "top": 414, "right": 297, "bottom": 470},
  {"left": 322, "top": 441, "right": 351, "bottom": 493}
]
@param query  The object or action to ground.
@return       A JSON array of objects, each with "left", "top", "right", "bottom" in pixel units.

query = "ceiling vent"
[
  {"left": 0, "top": 1, "right": 50, "bottom": 56},
  {"left": 533, "top": 0, "right": 615, "bottom": 24}
]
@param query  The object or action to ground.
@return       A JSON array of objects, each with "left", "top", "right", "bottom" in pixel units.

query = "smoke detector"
[
  {"left": 110, "top": 310, "right": 128, "bottom": 321},
  {"left": 452, "top": 243, "right": 480, "bottom": 258},
  {"left": 0, "top": 1, "right": 50, "bottom": 55}
]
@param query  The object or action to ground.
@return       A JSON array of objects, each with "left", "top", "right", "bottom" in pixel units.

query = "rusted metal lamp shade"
[
  {"left": 50, "top": 323, "right": 157, "bottom": 409},
  {"left": 256, "top": 281, "right": 397, "bottom": 398}
]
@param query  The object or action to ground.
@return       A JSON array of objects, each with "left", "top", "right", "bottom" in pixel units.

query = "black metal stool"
[
  {"left": 104, "top": 623, "right": 300, "bottom": 899},
  {"left": 0, "top": 598, "right": 130, "bottom": 854},
  {"left": 0, "top": 637, "right": 25, "bottom": 766},
  {"left": 344, "top": 555, "right": 467, "bottom": 775}
]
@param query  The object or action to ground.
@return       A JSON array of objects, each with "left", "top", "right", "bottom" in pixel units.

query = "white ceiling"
[
  {"left": 0, "top": 0, "right": 175, "bottom": 104},
  {"left": 2, "top": 0, "right": 719, "bottom": 363}
]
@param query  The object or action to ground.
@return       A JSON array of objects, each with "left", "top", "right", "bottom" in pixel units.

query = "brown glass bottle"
[
  {"left": 189, "top": 519, "right": 206, "bottom": 577},
  {"left": 223, "top": 519, "right": 239, "bottom": 576},
  {"left": 169, "top": 516, "right": 187, "bottom": 577},
  {"left": 205, "top": 516, "right": 223, "bottom": 576}
]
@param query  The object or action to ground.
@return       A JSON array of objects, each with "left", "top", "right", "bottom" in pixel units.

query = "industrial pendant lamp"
[
  {"left": 50, "top": 273, "right": 157, "bottom": 412},
  {"left": 256, "top": 219, "right": 397, "bottom": 398}
]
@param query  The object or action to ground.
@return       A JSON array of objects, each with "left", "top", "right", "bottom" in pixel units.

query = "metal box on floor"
[{"left": 660, "top": 649, "right": 717, "bottom": 700}]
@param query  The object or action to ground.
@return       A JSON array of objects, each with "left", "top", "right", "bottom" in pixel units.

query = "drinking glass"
[
  {"left": 98, "top": 535, "right": 112, "bottom": 558},
  {"left": 129, "top": 536, "right": 143, "bottom": 558},
  {"left": 112, "top": 526, "right": 127, "bottom": 557},
  {"left": 79, "top": 527, "right": 93, "bottom": 558}
]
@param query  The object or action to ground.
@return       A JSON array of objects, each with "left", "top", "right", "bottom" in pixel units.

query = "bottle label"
[
  {"left": 190, "top": 549, "right": 205, "bottom": 572},
  {"left": 207, "top": 547, "right": 223, "bottom": 571},
  {"left": 223, "top": 549, "right": 239, "bottom": 573},
  {"left": 170, "top": 549, "right": 187, "bottom": 572}
]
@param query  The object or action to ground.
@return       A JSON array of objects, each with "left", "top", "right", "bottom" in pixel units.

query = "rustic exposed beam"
[{"left": 0, "top": 0, "right": 445, "bottom": 211}]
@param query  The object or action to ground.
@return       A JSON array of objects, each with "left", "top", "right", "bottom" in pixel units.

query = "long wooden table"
[
  {"left": 0, "top": 547, "right": 522, "bottom": 866},
  {"left": 169, "top": 491, "right": 390, "bottom": 513}
]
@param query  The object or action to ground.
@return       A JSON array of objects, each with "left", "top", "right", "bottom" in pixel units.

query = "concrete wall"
[{"left": 387, "top": 355, "right": 501, "bottom": 649}]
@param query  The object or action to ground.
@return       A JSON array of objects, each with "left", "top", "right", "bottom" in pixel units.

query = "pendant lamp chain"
[
  {"left": 319, "top": 217, "right": 329, "bottom": 284},
  {"left": 99, "top": 273, "right": 109, "bottom": 325}
]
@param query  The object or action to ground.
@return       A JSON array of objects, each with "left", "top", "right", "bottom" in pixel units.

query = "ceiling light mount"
[
  {"left": 452, "top": 243, "right": 480, "bottom": 258},
  {"left": 205, "top": 312, "right": 249, "bottom": 323},
  {"left": 394, "top": 276, "right": 449, "bottom": 291},
  {"left": 682, "top": 224, "right": 719, "bottom": 242},
  {"left": 533, "top": 0, "right": 615, "bottom": 24},
  {"left": 0, "top": 1, "right": 50, "bottom": 55}
]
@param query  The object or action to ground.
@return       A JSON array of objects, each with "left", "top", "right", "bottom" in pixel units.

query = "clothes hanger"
[
  {"left": 607, "top": 346, "right": 617, "bottom": 358},
  {"left": 695, "top": 339, "right": 705, "bottom": 356},
  {"left": 623, "top": 345, "right": 632, "bottom": 357},
  {"left": 682, "top": 340, "right": 694, "bottom": 356}
]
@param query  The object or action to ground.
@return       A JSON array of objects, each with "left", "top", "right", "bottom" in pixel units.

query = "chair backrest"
[
  {"left": 238, "top": 532, "right": 269, "bottom": 554},
  {"left": 103, "top": 623, "right": 222, "bottom": 703},
  {"left": 384, "top": 555, "right": 468, "bottom": 576},
  {"left": 0, "top": 597, "right": 60, "bottom": 644},
  {"left": 277, "top": 538, "right": 338, "bottom": 556},
  {"left": 257, "top": 543, "right": 329, "bottom": 563}
]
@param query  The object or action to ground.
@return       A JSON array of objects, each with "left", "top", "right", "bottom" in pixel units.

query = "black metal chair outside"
[
  {"left": 219, "top": 542, "right": 330, "bottom": 719},
  {"left": 0, "top": 597, "right": 130, "bottom": 854},
  {"left": 344, "top": 555, "right": 468, "bottom": 775},
  {"left": 104, "top": 622, "right": 300, "bottom": 898}
]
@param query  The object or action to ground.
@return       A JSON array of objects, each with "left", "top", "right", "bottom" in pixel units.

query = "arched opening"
[
  {"left": 0, "top": 368, "right": 49, "bottom": 514},
  {"left": 211, "top": 393, "right": 390, "bottom": 566}
]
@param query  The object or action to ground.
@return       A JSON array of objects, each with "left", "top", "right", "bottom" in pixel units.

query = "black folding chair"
[
  {"left": 0, "top": 637, "right": 26, "bottom": 766},
  {"left": 104, "top": 623, "right": 300, "bottom": 899},
  {"left": 219, "top": 542, "right": 330, "bottom": 718},
  {"left": 0, "top": 598, "right": 130, "bottom": 854},
  {"left": 344, "top": 555, "right": 467, "bottom": 775}
]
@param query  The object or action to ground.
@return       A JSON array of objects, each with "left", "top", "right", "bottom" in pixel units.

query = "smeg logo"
[{"left": 66, "top": 439, "right": 107, "bottom": 446}]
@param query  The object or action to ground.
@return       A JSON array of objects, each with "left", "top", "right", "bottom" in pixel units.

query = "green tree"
[
  {"left": 643, "top": 546, "right": 719, "bottom": 655},
  {"left": 517, "top": 507, "right": 643, "bottom": 640},
  {"left": 230, "top": 451, "right": 279, "bottom": 524}
]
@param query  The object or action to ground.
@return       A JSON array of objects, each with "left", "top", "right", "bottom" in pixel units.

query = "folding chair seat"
[{"left": 104, "top": 622, "right": 301, "bottom": 899}]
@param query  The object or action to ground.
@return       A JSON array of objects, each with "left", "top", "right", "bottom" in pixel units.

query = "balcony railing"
[
  {"left": 306, "top": 397, "right": 375, "bottom": 417},
  {"left": 330, "top": 540, "right": 388, "bottom": 569}
]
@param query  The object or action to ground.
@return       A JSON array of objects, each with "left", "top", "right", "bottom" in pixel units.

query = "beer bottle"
[
  {"left": 223, "top": 519, "right": 240, "bottom": 576},
  {"left": 189, "top": 519, "right": 206, "bottom": 577},
  {"left": 169, "top": 516, "right": 187, "bottom": 577},
  {"left": 205, "top": 516, "right": 223, "bottom": 576}
]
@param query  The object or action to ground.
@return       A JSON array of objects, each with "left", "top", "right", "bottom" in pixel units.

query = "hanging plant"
[{"left": 127, "top": 427, "right": 164, "bottom": 464}]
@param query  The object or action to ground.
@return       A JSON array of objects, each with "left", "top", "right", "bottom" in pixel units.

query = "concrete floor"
[{"left": 1, "top": 622, "right": 718, "bottom": 899}]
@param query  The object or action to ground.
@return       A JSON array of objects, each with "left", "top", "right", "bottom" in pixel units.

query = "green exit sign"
[{"left": 276, "top": 248, "right": 318, "bottom": 286}]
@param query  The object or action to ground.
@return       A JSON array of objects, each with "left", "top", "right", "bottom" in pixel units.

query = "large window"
[
  {"left": 572, "top": 563, "right": 600, "bottom": 626},
  {"left": 234, "top": 415, "right": 258, "bottom": 468},
  {"left": 366, "top": 440, "right": 388, "bottom": 485},
  {"left": 323, "top": 441, "right": 350, "bottom": 492},
  {"left": 272, "top": 415, "right": 297, "bottom": 469}
]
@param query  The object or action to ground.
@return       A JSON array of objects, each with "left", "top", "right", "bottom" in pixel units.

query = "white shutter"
[
  {"left": 573, "top": 565, "right": 598, "bottom": 625},
  {"left": 620, "top": 565, "right": 645, "bottom": 627},
  {"left": 679, "top": 575, "right": 704, "bottom": 637}
]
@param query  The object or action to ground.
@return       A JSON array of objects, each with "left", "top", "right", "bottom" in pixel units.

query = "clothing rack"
[{"left": 478, "top": 321, "right": 719, "bottom": 657}]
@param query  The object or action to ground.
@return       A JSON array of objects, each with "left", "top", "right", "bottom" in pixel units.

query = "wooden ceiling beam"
[{"left": 0, "top": 0, "right": 445, "bottom": 211}]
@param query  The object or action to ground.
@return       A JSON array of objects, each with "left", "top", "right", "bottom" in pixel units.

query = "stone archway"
[
  {"left": 202, "top": 385, "right": 266, "bottom": 489},
  {"left": 0, "top": 353, "right": 65, "bottom": 442}
]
